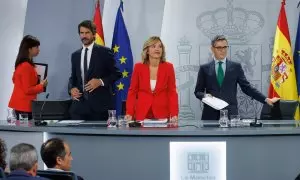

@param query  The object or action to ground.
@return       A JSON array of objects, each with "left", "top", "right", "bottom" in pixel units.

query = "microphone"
[
  {"left": 128, "top": 121, "right": 142, "bottom": 127},
  {"left": 250, "top": 98, "right": 263, "bottom": 127},
  {"left": 36, "top": 93, "right": 50, "bottom": 126}
]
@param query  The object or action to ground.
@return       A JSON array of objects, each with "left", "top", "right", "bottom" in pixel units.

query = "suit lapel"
[
  {"left": 222, "top": 60, "right": 231, "bottom": 86},
  {"left": 209, "top": 61, "right": 219, "bottom": 88},
  {"left": 144, "top": 64, "right": 151, "bottom": 92},
  {"left": 76, "top": 51, "right": 83, "bottom": 87},
  {"left": 154, "top": 63, "right": 163, "bottom": 92}
]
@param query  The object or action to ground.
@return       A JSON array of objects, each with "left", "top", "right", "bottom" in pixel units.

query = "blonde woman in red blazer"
[
  {"left": 125, "top": 36, "right": 178, "bottom": 121},
  {"left": 8, "top": 35, "right": 48, "bottom": 119}
]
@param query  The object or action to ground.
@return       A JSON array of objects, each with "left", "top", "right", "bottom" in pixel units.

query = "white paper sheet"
[
  {"left": 202, "top": 96, "right": 229, "bottom": 110},
  {"left": 143, "top": 119, "right": 168, "bottom": 127},
  {"left": 143, "top": 119, "right": 168, "bottom": 124},
  {"left": 34, "top": 63, "right": 48, "bottom": 81}
]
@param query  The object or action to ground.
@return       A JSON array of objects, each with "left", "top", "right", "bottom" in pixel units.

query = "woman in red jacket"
[
  {"left": 8, "top": 35, "right": 48, "bottom": 120},
  {"left": 125, "top": 36, "right": 178, "bottom": 121}
]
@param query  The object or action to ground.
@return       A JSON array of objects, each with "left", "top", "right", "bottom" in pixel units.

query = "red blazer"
[
  {"left": 9, "top": 62, "right": 44, "bottom": 112},
  {"left": 126, "top": 62, "right": 178, "bottom": 121}
]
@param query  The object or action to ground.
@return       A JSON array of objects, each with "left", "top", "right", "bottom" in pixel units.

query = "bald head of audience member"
[
  {"left": 9, "top": 143, "right": 38, "bottom": 176},
  {"left": 40, "top": 138, "right": 73, "bottom": 171}
]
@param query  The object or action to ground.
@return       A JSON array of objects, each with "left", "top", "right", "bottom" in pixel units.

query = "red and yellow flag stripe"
[
  {"left": 93, "top": 0, "right": 105, "bottom": 46},
  {"left": 269, "top": 0, "right": 299, "bottom": 119}
]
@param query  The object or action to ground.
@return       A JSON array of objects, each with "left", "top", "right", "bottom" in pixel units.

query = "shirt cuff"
[{"left": 99, "top": 79, "right": 104, "bottom": 86}]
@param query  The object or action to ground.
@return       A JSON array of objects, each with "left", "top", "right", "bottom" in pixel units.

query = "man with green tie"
[{"left": 194, "top": 35, "right": 279, "bottom": 120}]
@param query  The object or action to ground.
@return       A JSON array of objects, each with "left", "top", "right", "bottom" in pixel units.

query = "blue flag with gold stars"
[
  {"left": 112, "top": 1, "right": 133, "bottom": 116},
  {"left": 294, "top": 9, "right": 300, "bottom": 97}
]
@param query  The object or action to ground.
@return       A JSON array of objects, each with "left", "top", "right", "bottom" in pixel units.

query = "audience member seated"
[
  {"left": 296, "top": 173, "right": 300, "bottom": 180},
  {"left": 0, "top": 138, "right": 7, "bottom": 172},
  {"left": 0, "top": 167, "right": 5, "bottom": 179},
  {"left": 40, "top": 138, "right": 84, "bottom": 180},
  {"left": 7, "top": 143, "right": 49, "bottom": 180}
]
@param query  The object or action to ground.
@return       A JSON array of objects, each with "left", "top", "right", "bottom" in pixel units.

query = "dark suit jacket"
[
  {"left": 6, "top": 170, "right": 49, "bottom": 180},
  {"left": 194, "top": 60, "right": 266, "bottom": 120},
  {"left": 44, "top": 169, "right": 84, "bottom": 180},
  {"left": 69, "top": 44, "right": 121, "bottom": 115}
]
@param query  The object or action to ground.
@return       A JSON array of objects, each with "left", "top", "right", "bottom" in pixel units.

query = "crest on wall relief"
[
  {"left": 231, "top": 45, "right": 262, "bottom": 118},
  {"left": 234, "top": 47, "right": 257, "bottom": 77},
  {"left": 196, "top": 0, "right": 264, "bottom": 44},
  {"left": 237, "top": 84, "right": 262, "bottom": 118}
]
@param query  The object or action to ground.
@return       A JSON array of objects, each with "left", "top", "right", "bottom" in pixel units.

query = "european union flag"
[
  {"left": 111, "top": 1, "right": 133, "bottom": 116},
  {"left": 294, "top": 7, "right": 300, "bottom": 97}
]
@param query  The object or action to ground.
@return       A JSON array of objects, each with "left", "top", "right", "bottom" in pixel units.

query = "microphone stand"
[
  {"left": 250, "top": 98, "right": 263, "bottom": 127},
  {"left": 35, "top": 93, "right": 49, "bottom": 126}
]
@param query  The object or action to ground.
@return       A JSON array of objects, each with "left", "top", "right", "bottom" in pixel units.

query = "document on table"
[
  {"left": 202, "top": 96, "right": 229, "bottom": 110},
  {"left": 143, "top": 119, "right": 168, "bottom": 124},
  {"left": 143, "top": 119, "right": 168, "bottom": 127},
  {"left": 57, "top": 120, "right": 84, "bottom": 124}
]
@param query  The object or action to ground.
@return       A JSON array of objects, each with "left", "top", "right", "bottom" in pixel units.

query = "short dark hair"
[
  {"left": 15, "top": 35, "right": 40, "bottom": 69},
  {"left": 0, "top": 138, "right": 6, "bottom": 170},
  {"left": 211, "top": 35, "right": 228, "bottom": 47},
  {"left": 40, "top": 138, "right": 66, "bottom": 168},
  {"left": 78, "top": 20, "right": 96, "bottom": 35}
]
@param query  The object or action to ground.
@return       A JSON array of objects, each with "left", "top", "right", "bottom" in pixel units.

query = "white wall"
[{"left": 0, "top": 0, "right": 28, "bottom": 120}]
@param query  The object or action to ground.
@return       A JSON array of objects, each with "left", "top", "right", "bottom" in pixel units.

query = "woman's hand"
[
  {"left": 169, "top": 116, "right": 178, "bottom": 127},
  {"left": 125, "top": 114, "right": 132, "bottom": 121},
  {"left": 40, "top": 79, "right": 48, "bottom": 87},
  {"left": 170, "top": 116, "right": 178, "bottom": 122}
]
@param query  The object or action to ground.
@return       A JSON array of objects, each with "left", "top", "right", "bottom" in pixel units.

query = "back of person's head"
[
  {"left": 0, "top": 138, "right": 7, "bottom": 170},
  {"left": 9, "top": 143, "right": 38, "bottom": 174},
  {"left": 15, "top": 35, "right": 40, "bottom": 69},
  {"left": 41, "top": 138, "right": 72, "bottom": 171},
  {"left": 78, "top": 20, "right": 96, "bottom": 35}
]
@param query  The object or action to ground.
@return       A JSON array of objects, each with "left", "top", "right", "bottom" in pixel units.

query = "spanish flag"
[
  {"left": 93, "top": 0, "right": 105, "bottom": 46},
  {"left": 269, "top": 0, "right": 299, "bottom": 119}
]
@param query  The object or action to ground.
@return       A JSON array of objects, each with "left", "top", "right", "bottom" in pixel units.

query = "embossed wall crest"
[{"left": 196, "top": 0, "right": 264, "bottom": 44}]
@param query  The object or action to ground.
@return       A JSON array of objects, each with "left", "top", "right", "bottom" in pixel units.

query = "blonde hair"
[{"left": 141, "top": 36, "right": 166, "bottom": 64}]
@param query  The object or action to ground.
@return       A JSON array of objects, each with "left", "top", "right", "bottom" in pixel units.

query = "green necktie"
[{"left": 217, "top": 61, "right": 224, "bottom": 86}]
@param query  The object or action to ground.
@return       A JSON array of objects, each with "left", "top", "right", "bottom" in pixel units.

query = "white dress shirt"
[
  {"left": 80, "top": 42, "right": 94, "bottom": 82},
  {"left": 150, "top": 80, "right": 156, "bottom": 92}
]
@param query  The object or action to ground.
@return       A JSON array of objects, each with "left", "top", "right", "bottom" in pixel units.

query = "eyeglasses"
[{"left": 213, "top": 46, "right": 229, "bottom": 50}]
